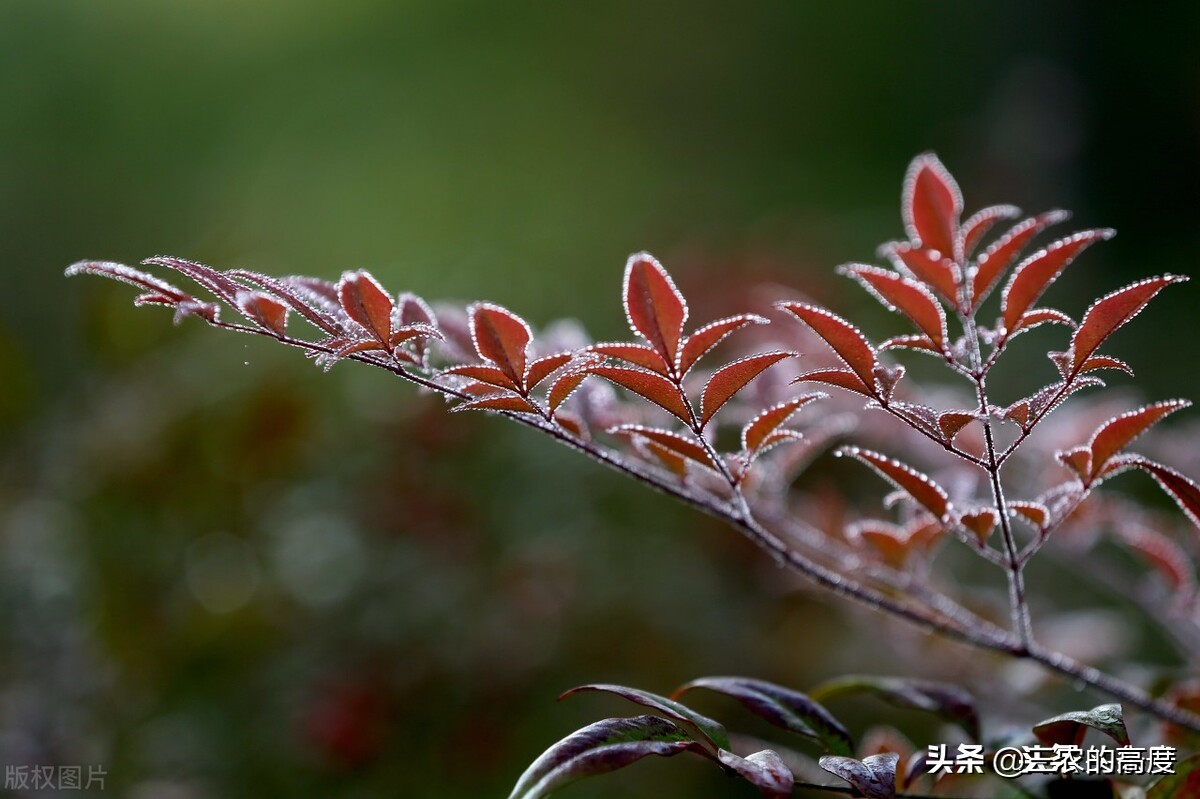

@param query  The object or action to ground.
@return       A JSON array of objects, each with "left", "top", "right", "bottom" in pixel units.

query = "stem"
[{"left": 959, "top": 305, "right": 1034, "bottom": 649}]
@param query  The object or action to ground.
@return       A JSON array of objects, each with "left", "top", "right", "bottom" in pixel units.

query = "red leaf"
[
  {"left": 525, "top": 352, "right": 574, "bottom": 390},
  {"left": 548, "top": 370, "right": 589, "bottom": 413},
  {"left": 1001, "top": 377, "right": 1106, "bottom": 431},
  {"left": 552, "top": 410, "right": 587, "bottom": 439},
  {"left": 232, "top": 270, "right": 342, "bottom": 334},
  {"left": 879, "top": 334, "right": 940, "bottom": 354},
  {"left": 958, "top": 204, "right": 1020, "bottom": 260},
  {"left": 849, "top": 521, "right": 913, "bottom": 569},
  {"left": 970, "top": 210, "right": 1069, "bottom": 309},
  {"left": 390, "top": 323, "right": 442, "bottom": 348},
  {"left": 235, "top": 291, "right": 289, "bottom": 336},
  {"left": 881, "top": 243, "right": 961, "bottom": 308},
  {"left": 838, "top": 447, "right": 951, "bottom": 520},
  {"left": 791, "top": 368, "right": 872, "bottom": 396},
  {"left": 873, "top": 363, "right": 905, "bottom": 402},
  {"left": 338, "top": 270, "right": 394, "bottom": 343},
  {"left": 143, "top": 255, "right": 246, "bottom": 307},
  {"left": 441, "top": 364, "right": 521, "bottom": 392},
  {"left": 396, "top": 292, "right": 437, "bottom": 362},
  {"left": 853, "top": 518, "right": 944, "bottom": 567},
  {"left": 638, "top": 440, "right": 688, "bottom": 477},
  {"left": 902, "top": 153, "right": 962, "bottom": 258},
  {"left": 960, "top": 509, "right": 998, "bottom": 544},
  {"left": 1012, "top": 308, "right": 1075, "bottom": 335},
  {"left": 1071, "top": 275, "right": 1188, "bottom": 372},
  {"left": 1009, "top": 501, "right": 1049, "bottom": 529},
  {"left": 678, "top": 314, "right": 768, "bottom": 375},
  {"left": 610, "top": 425, "right": 715, "bottom": 468},
  {"left": 1000, "top": 229, "right": 1114, "bottom": 333},
  {"left": 777, "top": 303, "right": 877, "bottom": 391},
  {"left": 742, "top": 394, "right": 825, "bottom": 454},
  {"left": 937, "top": 411, "right": 978, "bottom": 444},
  {"left": 589, "top": 342, "right": 670, "bottom": 375},
  {"left": 334, "top": 340, "right": 387, "bottom": 358},
  {"left": 1130, "top": 459, "right": 1200, "bottom": 530},
  {"left": 1087, "top": 400, "right": 1191, "bottom": 480},
  {"left": 1056, "top": 446, "right": 1092, "bottom": 479},
  {"left": 453, "top": 393, "right": 539, "bottom": 414},
  {"left": 623, "top": 252, "right": 688, "bottom": 367},
  {"left": 1120, "top": 525, "right": 1195, "bottom": 594},
  {"left": 1079, "top": 355, "right": 1132, "bottom": 376},
  {"left": 456, "top": 381, "right": 498, "bottom": 397},
  {"left": 890, "top": 402, "right": 939, "bottom": 436},
  {"left": 66, "top": 260, "right": 192, "bottom": 302},
  {"left": 469, "top": 302, "right": 532, "bottom": 383},
  {"left": 285, "top": 275, "right": 340, "bottom": 306},
  {"left": 841, "top": 265, "right": 947, "bottom": 348},
  {"left": 587, "top": 366, "right": 691, "bottom": 422},
  {"left": 397, "top": 292, "right": 436, "bottom": 326},
  {"left": 701, "top": 352, "right": 795, "bottom": 427}
]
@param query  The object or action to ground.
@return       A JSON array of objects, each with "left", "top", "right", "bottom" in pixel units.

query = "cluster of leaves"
[
  {"left": 506, "top": 674, "right": 1175, "bottom": 799},
  {"left": 67, "top": 153, "right": 1200, "bottom": 796},
  {"left": 65, "top": 155, "right": 1199, "bottom": 576}
]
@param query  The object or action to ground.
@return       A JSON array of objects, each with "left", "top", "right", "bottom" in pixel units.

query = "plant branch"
[{"left": 198, "top": 315, "right": 1200, "bottom": 734}]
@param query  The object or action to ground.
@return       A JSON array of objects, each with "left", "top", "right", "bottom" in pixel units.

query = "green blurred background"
[{"left": 2, "top": 2, "right": 1198, "bottom": 797}]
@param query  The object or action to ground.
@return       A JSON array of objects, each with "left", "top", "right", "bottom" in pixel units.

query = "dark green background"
[{"left": 2, "top": 2, "right": 1197, "bottom": 797}]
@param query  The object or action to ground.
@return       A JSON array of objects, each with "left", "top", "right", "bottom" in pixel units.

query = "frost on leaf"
[
  {"left": 235, "top": 291, "right": 289, "bottom": 336},
  {"left": 1078, "top": 355, "right": 1133, "bottom": 376},
  {"left": 741, "top": 395, "right": 824, "bottom": 456},
  {"left": 441, "top": 364, "right": 522, "bottom": 392},
  {"left": 589, "top": 342, "right": 669, "bottom": 375},
  {"left": 507, "top": 715, "right": 701, "bottom": 799},
  {"left": 1033, "top": 703, "right": 1129, "bottom": 748},
  {"left": 959, "top": 509, "right": 998, "bottom": 544},
  {"left": 560, "top": 684, "right": 730, "bottom": 751},
  {"left": 548, "top": 369, "right": 590, "bottom": 414},
  {"left": 65, "top": 260, "right": 218, "bottom": 324},
  {"left": 837, "top": 447, "right": 951, "bottom": 521},
  {"left": 1009, "top": 501, "right": 1050, "bottom": 530},
  {"left": 902, "top": 153, "right": 962, "bottom": 261},
  {"left": 586, "top": 366, "right": 691, "bottom": 423},
  {"left": 1070, "top": 275, "right": 1188, "bottom": 373},
  {"left": 469, "top": 302, "right": 533, "bottom": 384},
  {"left": 936, "top": 411, "right": 978, "bottom": 445},
  {"left": 453, "top": 393, "right": 539, "bottom": 414},
  {"left": 700, "top": 352, "right": 795, "bottom": 428},
  {"left": 679, "top": 314, "right": 768, "bottom": 376},
  {"left": 1084, "top": 400, "right": 1191, "bottom": 482},
  {"left": 718, "top": 749, "right": 794, "bottom": 799},
  {"left": 778, "top": 303, "right": 877, "bottom": 395},
  {"left": 819, "top": 753, "right": 898, "bottom": 799},
  {"left": 338, "top": 270, "right": 394, "bottom": 344},
  {"left": 879, "top": 243, "right": 960, "bottom": 308},
  {"left": 999, "top": 229, "right": 1114, "bottom": 334},
  {"left": 970, "top": 210, "right": 1069, "bottom": 309},
  {"left": 848, "top": 518, "right": 942, "bottom": 568},
  {"left": 623, "top": 252, "right": 688, "bottom": 368},
  {"left": 609, "top": 426, "right": 716, "bottom": 470},
  {"left": 958, "top": 203, "right": 1020, "bottom": 261},
  {"left": 1128, "top": 459, "right": 1200, "bottom": 532},
  {"left": 674, "top": 676, "right": 854, "bottom": 756},
  {"left": 525, "top": 352, "right": 574, "bottom": 390},
  {"left": 840, "top": 265, "right": 948, "bottom": 349}
]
